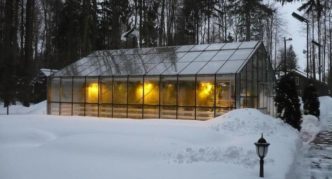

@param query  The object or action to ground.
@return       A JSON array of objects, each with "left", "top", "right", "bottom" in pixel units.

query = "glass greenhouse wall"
[{"left": 48, "top": 41, "right": 274, "bottom": 120}]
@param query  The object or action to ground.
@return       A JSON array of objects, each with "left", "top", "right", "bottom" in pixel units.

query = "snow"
[
  {"left": 0, "top": 101, "right": 47, "bottom": 115},
  {"left": 318, "top": 96, "right": 332, "bottom": 129},
  {"left": 299, "top": 96, "right": 332, "bottom": 144},
  {"left": 0, "top": 102, "right": 302, "bottom": 179},
  {"left": 300, "top": 115, "right": 320, "bottom": 143}
]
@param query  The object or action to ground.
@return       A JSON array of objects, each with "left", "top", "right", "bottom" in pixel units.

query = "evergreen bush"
[
  {"left": 274, "top": 74, "right": 302, "bottom": 131},
  {"left": 302, "top": 82, "right": 320, "bottom": 119}
]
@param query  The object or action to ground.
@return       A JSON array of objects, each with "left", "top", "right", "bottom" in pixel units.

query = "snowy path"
[{"left": 295, "top": 113, "right": 332, "bottom": 179}]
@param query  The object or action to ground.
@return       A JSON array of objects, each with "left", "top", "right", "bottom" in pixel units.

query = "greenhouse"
[{"left": 48, "top": 41, "right": 274, "bottom": 120}]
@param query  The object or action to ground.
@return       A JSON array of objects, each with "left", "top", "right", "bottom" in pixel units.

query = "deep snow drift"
[{"left": 2, "top": 96, "right": 332, "bottom": 179}]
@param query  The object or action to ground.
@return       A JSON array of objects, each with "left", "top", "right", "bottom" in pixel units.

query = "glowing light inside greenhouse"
[{"left": 87, "top": 83, "right": 99, "bottom": 101}]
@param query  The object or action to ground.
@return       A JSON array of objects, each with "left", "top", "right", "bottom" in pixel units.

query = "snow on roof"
[
  {"left": 40, "top": 68, "right": 58, "bottom": 77},
  {"left": 54, "top": 41, "right": 262, "bottom": 77}
]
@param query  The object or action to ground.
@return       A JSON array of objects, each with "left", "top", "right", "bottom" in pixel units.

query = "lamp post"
[
  {"left": 255, "top": 134, "right": 270, "bottom": 178},
  {"left": 284, "top": 37, "right": 292, "bottom": 74},
  {"left": 292, "top": 12, "right": 309, "bottom": 78},
  {"left": 312, "top": 40, "right": 322, "bottom": 81}
]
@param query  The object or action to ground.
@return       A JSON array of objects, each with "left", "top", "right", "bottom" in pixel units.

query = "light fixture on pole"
[
  {"left": 255, "top": 134, "right": 270, "bottom": 178},
  {"left": 312, "top": 40, "right": 322, "bottom": 81},
  {"left": 284, "top": 37, "right": 292, "bottom": 74},
  {"left": 292, "top": 12, "right": 309, "bottom": 78}
]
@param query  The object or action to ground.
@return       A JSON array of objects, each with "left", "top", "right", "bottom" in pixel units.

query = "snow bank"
[
  {"left": 0, "top": 108, "right": 300, "bottom": 179},
  {"left": 300, "top": 115, "right": 320, "bottom": 143},
  {"left": 0, "top": 101, "right": 46, "bottom": 115},
  {"left": 319, "top": 96, "right": 332, "bottom": 128},
  {"left": 298, "top": 96, "right": 332, "bottom": 144}
]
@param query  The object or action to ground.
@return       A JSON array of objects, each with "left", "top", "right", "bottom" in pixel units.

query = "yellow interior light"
[
  {"left": 87, "top": 83, "right": 99, "bottom": 102},
  {"left": 198, "top": 82, "right": 214, "bottom": 99},
  {"left": 136, "top": 82, "right": 154, "bottom": 97}
]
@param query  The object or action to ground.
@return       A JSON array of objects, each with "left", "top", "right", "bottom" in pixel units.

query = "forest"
[{"left": 0, "top": 0, "right": 331, "bottom": 106}]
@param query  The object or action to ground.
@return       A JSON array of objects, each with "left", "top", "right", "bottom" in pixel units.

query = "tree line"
[{"left": 0, "top": 0, "right": 331, "bottom": 106}]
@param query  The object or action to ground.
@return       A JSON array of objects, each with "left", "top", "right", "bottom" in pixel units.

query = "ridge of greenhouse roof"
[{"left": 53, "top": 41, "right": 263, "bottom": 77}]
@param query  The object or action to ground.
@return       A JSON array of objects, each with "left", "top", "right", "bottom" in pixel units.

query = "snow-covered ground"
[
  {"left": 290, "top": 96, "right": 332, "bottom": 179},
  {"left": 1, "top": 97, "right": 331, "bottom": 179}
]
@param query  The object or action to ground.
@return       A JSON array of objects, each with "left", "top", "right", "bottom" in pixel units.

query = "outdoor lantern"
[{"left": 255, "top": 134, "right": 270, "bottom": 178}]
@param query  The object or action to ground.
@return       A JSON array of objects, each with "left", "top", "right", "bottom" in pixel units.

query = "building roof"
[
  {"left": 54, "top": 41, "right": 262, "bottom": 77},
  {"left": 40, "top": 68, "right": 58, "bottom": 77}
]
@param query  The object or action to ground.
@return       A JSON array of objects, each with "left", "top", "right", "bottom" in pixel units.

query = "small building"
[
  {"left": 289, "top": 70, "right": 329, "bottom": 97},
  {"left": 48, "top": 41, "right": 274, "bottom": 120},
  {"left": 31, "top": 68, "right": 58, "bottom": 103}
]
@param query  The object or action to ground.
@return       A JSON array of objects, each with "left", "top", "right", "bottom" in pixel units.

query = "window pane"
[
  {"left": 196, "top": 76, "right": 215, "bottom": 107},
  {"left": 194, "top": 51, "right": 218, "bottom": 62},
  {"left": 100, "top": 77, "right": 112, "bottom": 104},
  {"left": 60, "top": 103, "right": 72, "bottom": 115},
  {"left": 239, "top": 41, "right": 258, "bottom": 49},
  {"left": 148, "top": 63, "right": 172, "bottom": 75},
  {"left": 50, "top": 78, "right": 60, "bottom": 102},
  {"left": 190, "top": 44, "right": 209, "bottom": 51},
  {"left": 178, "top": 52, "right": 201, "bottom": 62},
  {"left": 128, "top": 105, "right": 142, "bottom": 119},
  {"left": 113, "top": 104, "right": 127, "bottom": 118},
  {"left": 162, "top": 62, "right": 189, "bottom": 75},
  {"left": 160, "top": 76, "right": 177, "bottom": 105},
  {"left": 73, "top": 103, "right": 84, "bottom": 116},
  {"left": 198, "top": 61, "right": 226, "bottom": 74},
  {"left": 60, "top": 78, "right": 72, "bottom": 102},
  {"left": 210, "top": 50, "right": 235, "bottom": 61},
  {"left": 85, "top": 78, "right": 99, "bottom": 103},
  {"left": 240, "top": 68, "right": 247, "bottom": 107},
  {"left": 180, "top": 62, "right": 207, "bottom": 74},
  {"left": 222, "top": 42, "right": 241, "bottom": 50},
  {"left": 113, "top": 77, "right": 127, "bottom": 104},
  {"left": 160, "top": 106, "right": 176, "bottom": 119},
  {"left": 178, "top": 76, "right": 195, "bottom": 106},
  {"left": 144, "top": 106, "right": 159, "bottom": 118},
  {"left": 205, "top": 43, "right": 225, "bottom": 51},
  {"left": 128, "top": 77, "right": 143, "bottom": 104},
  {"left": 49, "top": 103, "right": 59, "bottom": 115},
  {"left": 196, "top": 107, "right": 214, "bottom": 120},
  {"left": 145, "top": 53, "right": 165, "bottom": 64},
  {"left": 99, "top": 104, "right": 112, "bottom": 118},
  {"left": 229, "top": 49, "right": 254, "bottom": 60},
  {"left": 85, "top": 104, "right": 98, "bottom": 116},
  {"left": 216, "top": 75, "right": 235, "bottom": 108},
  {"left": 73, "top": 78, "right": 85, "bottom": 103},
  {"left": 163, "top": 52, "right": 186, "bottom": 63},
  {"left": 217, "top": 60, "right": 244, "bottom": 74},
  {"left": 144, "top": 77, "right": 159, "bottom": 105},
  {"left": 178, "top": 106, "right": 195, "bottom": 119}
]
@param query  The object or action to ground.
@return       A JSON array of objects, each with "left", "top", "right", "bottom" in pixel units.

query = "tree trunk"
[
  {"left": 22, "top": 0, "right": 35, "bottom": 106},
  {"left": 245, "top": 10, "right": 251, "bottom": 41},
  {"left": 158, "top": 0, "right": 165, "bottom": 46},
  {"left": 1, "top": 0, "right": 19, "bottom": 107}
]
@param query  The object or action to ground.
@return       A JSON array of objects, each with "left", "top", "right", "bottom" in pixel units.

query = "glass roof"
[{"left": 54, "top": 41, "right": 261, "bottom": 77}]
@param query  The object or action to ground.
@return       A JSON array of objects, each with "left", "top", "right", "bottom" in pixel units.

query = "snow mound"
[
  {"left": 209, "top": 108, "right": 297, "bottom": 137},
  {"left": 300, "top": 115, "right": 320, "bottom": 143}
]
